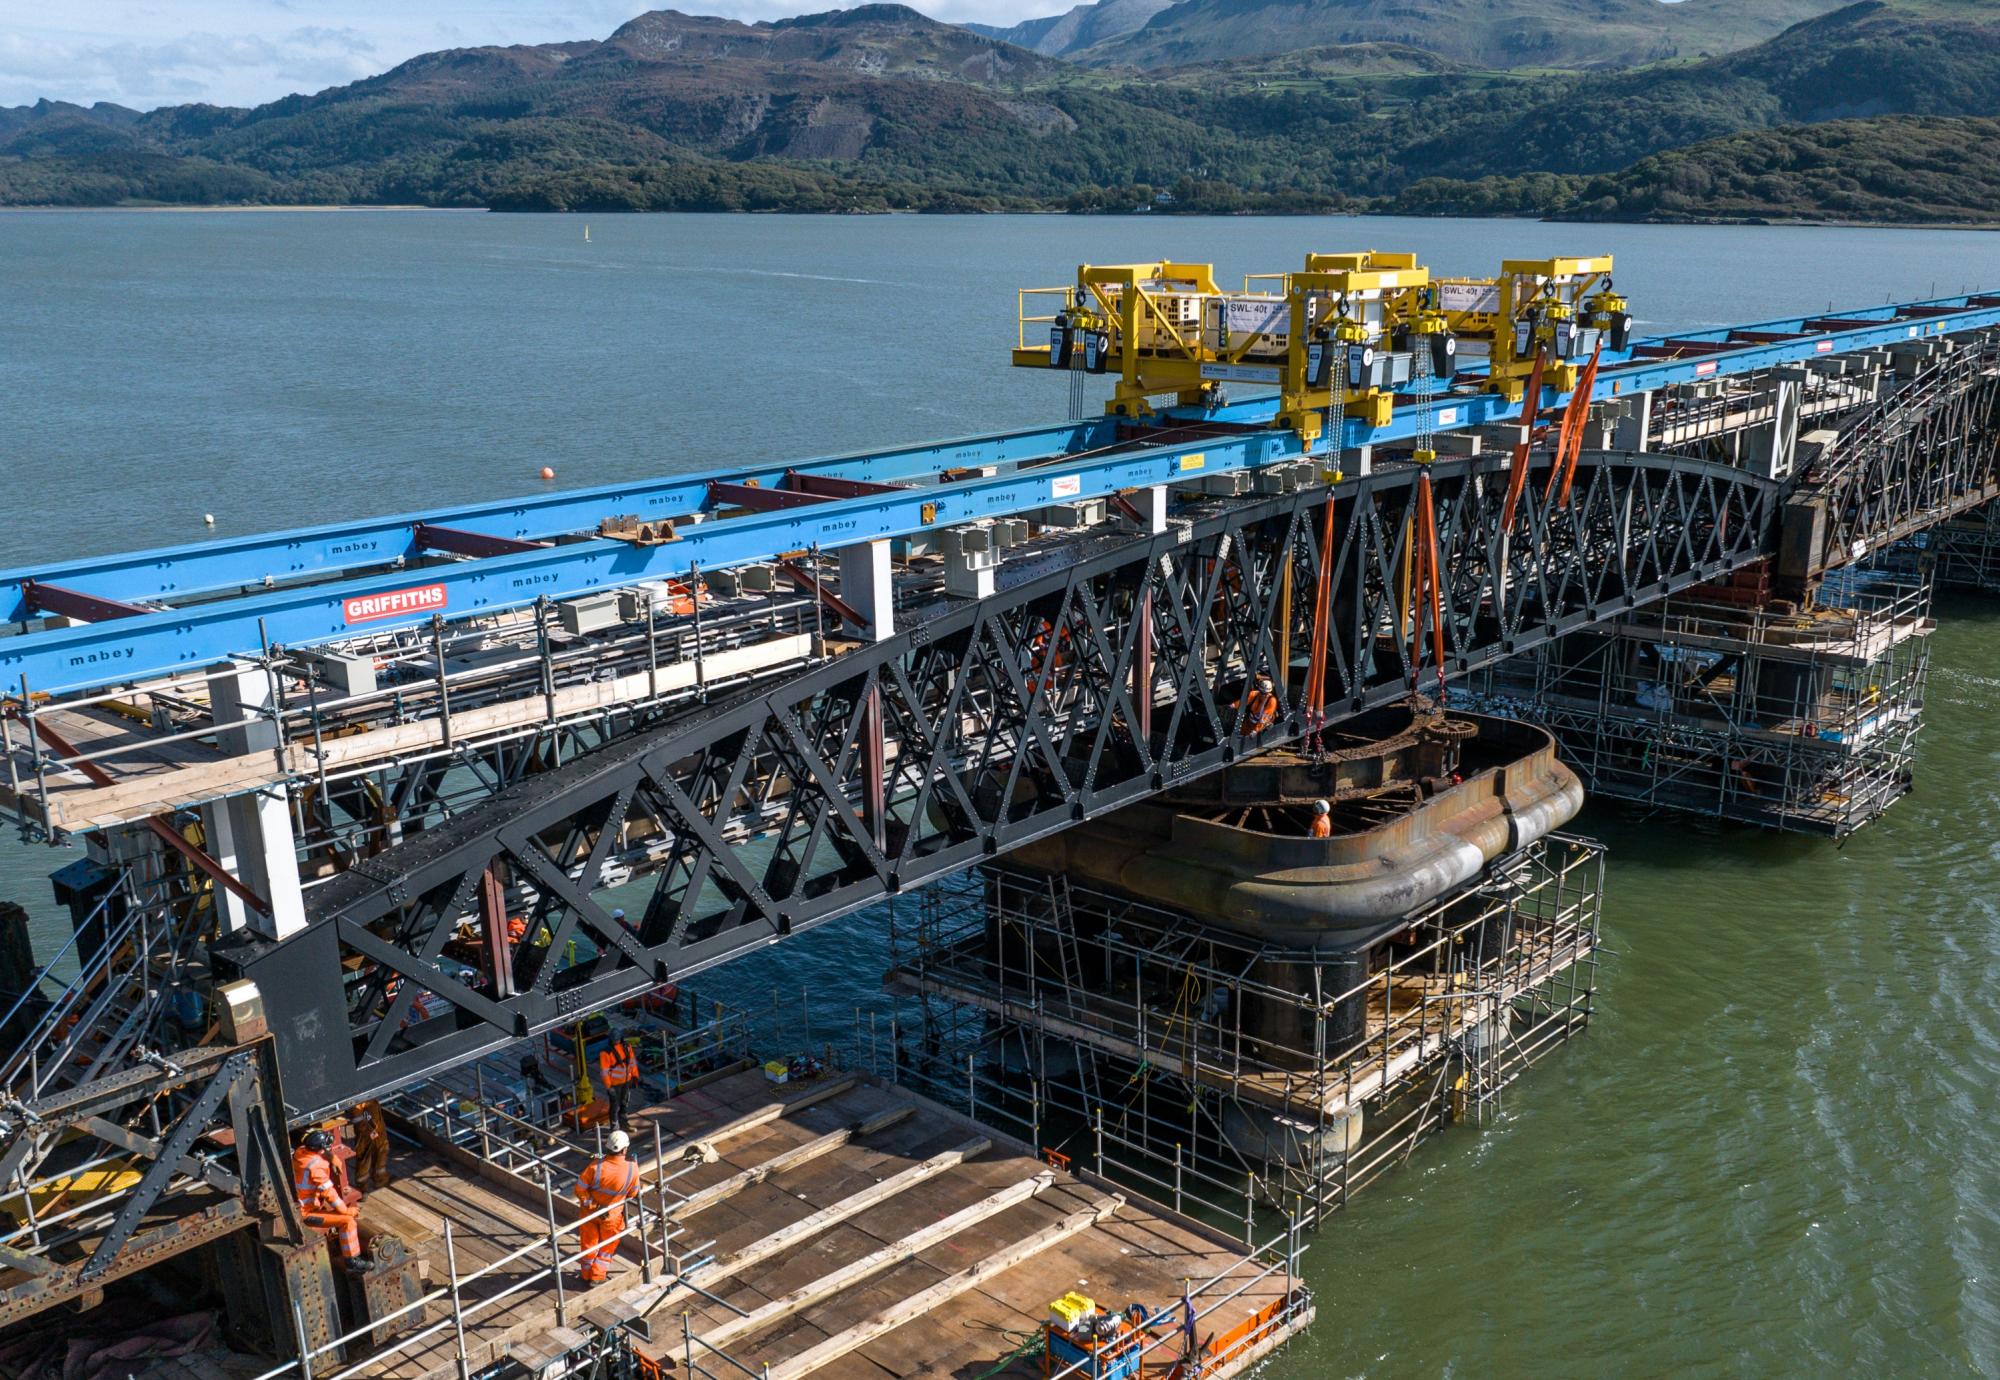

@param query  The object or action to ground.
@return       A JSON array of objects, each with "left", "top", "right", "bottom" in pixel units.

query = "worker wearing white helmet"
[
  {"left": 1309, "top": 799, "right": 1332, "bottom": 839},
  {"left": 574, "top": 1128, "right": 639, "bottom": 1283}
]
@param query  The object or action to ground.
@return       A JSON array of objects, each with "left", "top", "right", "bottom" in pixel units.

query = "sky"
[{"left": 3, "top": 0, "right": 1049, "bottom": 111}]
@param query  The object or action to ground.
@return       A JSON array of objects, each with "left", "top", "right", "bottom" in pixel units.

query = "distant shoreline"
[
  {"left": 0, "top": 204, "right": 481, "bottom": 213},
  {"left": 2, "top": 203, "right": 1996, "bottom": 232}
]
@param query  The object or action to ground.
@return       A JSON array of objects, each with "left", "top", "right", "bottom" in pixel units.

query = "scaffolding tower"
[
  {"left": 875, "top": 837, "right": 1603, "bottom": 1240},
  {"left": 1461, "top": 557, "right": 1933, "bottom": 838},
  {"left": 1904, "top": 497, "right": 2000, "bottom": 594}
]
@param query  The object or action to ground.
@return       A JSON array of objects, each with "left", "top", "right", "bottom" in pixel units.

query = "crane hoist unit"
[
  {"left": 1413, "top": 254, "right": 1631, "bottom": 399},
  {"left": 1014, "top": 252, "right": 1452, "bottom": 450},
  {"left": 1015, "top": 249, "right": 1630, "bottom": 444}
]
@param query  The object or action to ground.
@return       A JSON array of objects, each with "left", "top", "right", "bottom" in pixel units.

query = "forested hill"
[{"left": 3, "top": 0, "right": 1999, "bottom": 224}]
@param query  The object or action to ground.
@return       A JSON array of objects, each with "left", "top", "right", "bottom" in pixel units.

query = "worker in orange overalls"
[
  {"left": 597, "top": 1035, "right": 640, "bottom": 1132},
  {"left": 294, "top": 1129, "right": 365, "bottom": 1271},
  {"left": 1309, "top": 799, "right": 1332, "bottom": 838},
  {"left": 574, "top": 1129, "right": 638, "bottom": 1284},
  {"left": 347, "top": 1100, "right": 390, "bottom": 1190},
  {"left": 1240, "top": 674, "right": 1279, "bottom": 733}
]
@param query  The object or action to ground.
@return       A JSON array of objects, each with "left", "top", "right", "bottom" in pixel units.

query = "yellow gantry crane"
[{"left": 1015, "top": 249, "right": 1631, "bottom": 448}]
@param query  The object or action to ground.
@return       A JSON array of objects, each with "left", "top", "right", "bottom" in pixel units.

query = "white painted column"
[
  {"left": 1133, "top": 484, "right": 1171, "bottom": 534},
  {"left": 836, "top": 539, "right": 894, "bottom": 643},
  {"left": 941, "top": 527, "right": 998, "bottom": 600},
  {"left": 210, "top": 663, "right": 308, "bottom": 940}
]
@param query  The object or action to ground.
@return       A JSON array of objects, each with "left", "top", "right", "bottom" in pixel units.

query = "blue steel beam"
[
  {"left": 0, "top": 417, "right": 1114, "bottom": 622},
  {"left": 1, "top": 426, "right": 1302, "bottom": 695},
  {"left": 5, "top": 290, "right": 1998, "bottom": 698}
]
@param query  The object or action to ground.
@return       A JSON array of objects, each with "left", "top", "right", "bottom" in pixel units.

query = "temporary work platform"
[
  {"left": 880, "top": 835, "right": 1603, "bottom": 1236},
  {"left": 1462, "top": 558, "right": 1933, "bottom": 838}
]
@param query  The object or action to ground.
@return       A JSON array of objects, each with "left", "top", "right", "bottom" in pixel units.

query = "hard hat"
[
  {"left": 303, "top": 1129, "right": 334, "bottom": 1152},
  {"left": 1314, "top": 799, "right": 1331, "bottom": 814},
  {"left": 611, "top": 908, "right": 626, "bottom": 921},
  {"left": 1256, "top": 673, "right": 1273, "bottom": 686},
  {"left": 608, "top": 1130, "right": 631, "bottom": 1153}
]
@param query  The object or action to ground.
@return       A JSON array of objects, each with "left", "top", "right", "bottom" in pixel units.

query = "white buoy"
[{"left": 203, "top": 514, "right": 216, "bottom": 526}]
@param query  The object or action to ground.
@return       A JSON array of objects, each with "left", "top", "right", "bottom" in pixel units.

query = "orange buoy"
[{"left": 539, "top": 466, "right": 556, "bottom": 480}]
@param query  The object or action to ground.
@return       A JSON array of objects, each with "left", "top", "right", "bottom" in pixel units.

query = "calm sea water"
[{"left": 7, "top": 210, "right": 2000, "bottom": 1376}]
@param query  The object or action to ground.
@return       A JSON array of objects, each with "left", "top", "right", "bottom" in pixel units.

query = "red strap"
[
  {"left": 1499, "top": 351, "right": 1547, "bottom": 532},
  {"left": 1304, "top": 493, "right": 1337, "bottom": 748},
  {"left": 1556, "top": 346, "right": 1603, "bottom": 509}
]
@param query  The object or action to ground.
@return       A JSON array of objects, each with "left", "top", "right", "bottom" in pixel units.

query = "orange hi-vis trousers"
[
  {"left": 577, "top": 1209, "right": 626, "bottom": 1281},
  {"left": 301, "top": 1203, "right": 360, "bottom": 1258}
]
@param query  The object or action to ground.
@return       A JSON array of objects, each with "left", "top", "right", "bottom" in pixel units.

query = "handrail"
[{"left": 0, "top": 868, "right": 144, "bottom": 1097}]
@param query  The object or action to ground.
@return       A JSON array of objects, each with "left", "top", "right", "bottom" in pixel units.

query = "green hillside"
[
  {"left": 0, "top": 0, "right": 1994, "bottom": 223},
  {"left": 1075, "top": 0, "right": 1849, "bottom": 70}
]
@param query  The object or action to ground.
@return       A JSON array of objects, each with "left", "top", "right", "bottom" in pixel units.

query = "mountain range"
[
  {"left": 3, "top": 0, "right": 1998, "bottom": 224},
  {"left": 975, "top": 0, "right": 1845, "bottom": 69}
]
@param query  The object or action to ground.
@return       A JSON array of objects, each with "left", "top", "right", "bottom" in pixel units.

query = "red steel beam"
[
  {"left": 413, "top": 524, "right": 549, "bottom": 559},
  {"left": 708, "top": 481, "right": 832, "bottom": 512},
  {"left": 777, "top": 560, "right": 867, "bottom": 630},
  {"left": 785, "top": 472, "right": 909, "bottom": 500},
  {"left": 1802, "top": 316, "right": 1892, "bottom": 334},
  {"left": 1728, "top": 330, "right": 1810, "bottom": 345},
  {"left": 18, "top": 713, "right": 273, "bottom": 916},
  {"left": 1632, "top": 339, "right": 1739, "bottom": 359},
  {"left": 22, "top": 581, "right": 151, "bottom": 624}
]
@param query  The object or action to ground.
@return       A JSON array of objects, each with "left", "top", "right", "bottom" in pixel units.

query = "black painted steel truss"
[
  {"left": 1805, "top": 342, "right": 2000, "bottom": 571},
  {"left": 217, "top": 448, "right": 1781, "bottom": 1115},
  {"left": 0, "top": 1039, "right": 296, "bottom": 1327}
]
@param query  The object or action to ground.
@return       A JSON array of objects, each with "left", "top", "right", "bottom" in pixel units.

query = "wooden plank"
[
  {"left": 664, "top": 1104, "right": 910, "bottom": 1220},
  {"left": 664, "top": 1104, "right": 916, "bottom": 1224},
  {"left": 761, "top": 1195, "right": 1124, "bottom": 1380},
  {"left": 641, "top": 1076, "right": 859, "bottom": 1175},
  {"left": 701, "top": 1172, "right": 1054, "bottom": 1350},
  {"left": 638, "top": 1137, "right": 992, "bottom": 1319}
]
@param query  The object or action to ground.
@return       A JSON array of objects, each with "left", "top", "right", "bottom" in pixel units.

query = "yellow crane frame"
[
  {"left": 1399, "top": 255, "right": 1617, "bottom": 400},
  {"left": 1013, "top": 250, "right": 1622, "bottom": 442}
]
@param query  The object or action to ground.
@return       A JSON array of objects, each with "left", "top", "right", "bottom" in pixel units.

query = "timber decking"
[{"left": 339, "top": 1069, "right": 1305, "bottom": 1380}]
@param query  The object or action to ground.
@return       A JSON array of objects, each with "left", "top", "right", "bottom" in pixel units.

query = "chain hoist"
[{"left": 1050, "top": 288, "right": 1109, "bottom": 420}]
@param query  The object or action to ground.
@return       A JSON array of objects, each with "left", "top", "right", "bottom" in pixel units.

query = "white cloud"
[
  {"left": 2, "top": 0, "right": 1066, "bottom": 111},
  {"left": 0, "top": 26, "right": 381, "bottom": 108}
]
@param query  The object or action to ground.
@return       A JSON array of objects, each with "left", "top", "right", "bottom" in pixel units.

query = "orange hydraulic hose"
[{"left": 1498, "top": 349, "right": 1547, "bottom": 532}]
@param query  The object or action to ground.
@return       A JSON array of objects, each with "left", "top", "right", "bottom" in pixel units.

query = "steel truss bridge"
[{"left": 1, "top": 289, "right": 1999, "bottom": 1324}]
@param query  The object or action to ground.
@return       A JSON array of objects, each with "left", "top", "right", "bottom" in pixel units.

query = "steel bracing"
[
  {"left": 0, "top": 1039, "right": 297, "bottom": 1327},
  {"left": 215, "top": 445, "right": 1778, "bottom": 1116},
  {"left": 1799, "top": 342, "right": 2000, "bottom": 575},
  {"left": 5, "top": 302, "right": 2000, "bottom": 1327}
]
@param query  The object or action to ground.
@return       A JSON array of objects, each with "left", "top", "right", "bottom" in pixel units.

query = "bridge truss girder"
[
  {"left": 215, "top": 449, "right": 1780, "bottom": 1117},
  {"left": 1795, "top": 342, "right": 2000, "bottom": 583}
]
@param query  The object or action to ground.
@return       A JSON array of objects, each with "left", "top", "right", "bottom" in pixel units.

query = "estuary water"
[{"left": 7, "top": 209, "right": 2000, "bottom": 1376}]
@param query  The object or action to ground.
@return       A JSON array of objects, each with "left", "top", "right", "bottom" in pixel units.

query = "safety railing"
[
  {"left": 896, "top": 847, "right": 1600, "bottom": 1136},
  {"left": 1, "top": 580, "right": 829, "bottom": 843},
  {"left": 1019, "top": 287, "right": 1072, "bottom": 351},
  {"left": 250, "top": 1119, "right": 696, "bottom": 1380},
  {"left": 0, "top": 866, "right": 176, "bottom": 1103}
]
